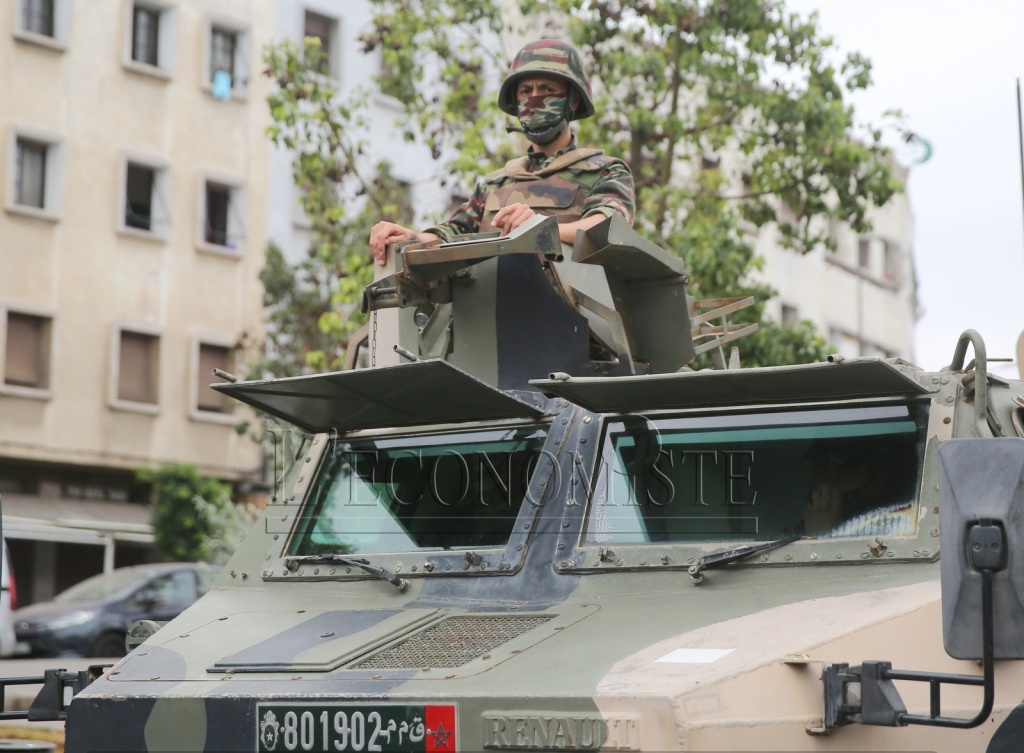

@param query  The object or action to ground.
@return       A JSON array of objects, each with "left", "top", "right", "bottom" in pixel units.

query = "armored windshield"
[
  {"left": 289, "top": 425, "right": 548, "bottom": 555},
  {"left": 584, "top": 404, "right": 928, "bottom": 544}
]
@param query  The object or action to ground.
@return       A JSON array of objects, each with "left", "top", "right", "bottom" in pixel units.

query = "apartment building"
[
  {"left": 0, "top": 0, "right": 270, "bottom": 602},
  {"left": 761, "top": 163, "right": 918, "bottom": 362}
]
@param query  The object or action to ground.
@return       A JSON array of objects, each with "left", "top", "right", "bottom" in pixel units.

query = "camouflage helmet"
[{"left": 498, "top": 39, "right": 595, "bottom": 121}]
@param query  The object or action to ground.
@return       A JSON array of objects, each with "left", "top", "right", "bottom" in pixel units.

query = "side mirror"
[{"left": 940, "top": 438, "right": 1024, "bottom": 659}]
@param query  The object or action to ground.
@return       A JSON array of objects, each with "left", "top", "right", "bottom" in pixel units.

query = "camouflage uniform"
[
  {"left": 423, "top": 39, "right": 635, "bottom": 242},
  {"left": 422, "top": 138, "right": 635, "bottom": 242}
]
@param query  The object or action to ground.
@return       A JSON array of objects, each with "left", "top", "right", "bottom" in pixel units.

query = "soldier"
[{"left": 369, "top": 39, "right": 636, "bottom": 265}]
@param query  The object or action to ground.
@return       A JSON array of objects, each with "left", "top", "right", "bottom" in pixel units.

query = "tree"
[
  {"left": 138, "top": 464, "right": 255, "bottom": 564},
  {"left": 261, "top": 0, "right": 902, "bottom": 370},
  {"left": 534, "top": 0, "right": 901, "bottom": 365},
  {"left": 258, "top": 40, "right": 415, "bottom": 375}
]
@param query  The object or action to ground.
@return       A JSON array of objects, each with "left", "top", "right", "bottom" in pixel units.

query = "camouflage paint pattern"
[
  {"left": 424, "top": 140, "right": 635, "bottom": 241},
  {"left": 498, "top": 39, "right": 595, "bottom": 121},
  {"left": 62, "top": 349, "right": 1024, "bottom": 752}
]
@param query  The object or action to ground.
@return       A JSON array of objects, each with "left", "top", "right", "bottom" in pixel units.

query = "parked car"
[
  {"left": 0, "top": 538, "right": 17, "bottom": 657},
  {"left": 13, "top": 562, "right": 219, "bottom": 657}
]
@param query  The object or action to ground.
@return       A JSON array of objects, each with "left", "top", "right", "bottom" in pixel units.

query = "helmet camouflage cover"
[{"left": 499, "top": 39, "right": 595, "bottom": 121}]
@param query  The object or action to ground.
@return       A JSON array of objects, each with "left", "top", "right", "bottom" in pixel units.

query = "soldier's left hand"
[{"left": 492, "top": 203, "right": 536, "bottom": 236}]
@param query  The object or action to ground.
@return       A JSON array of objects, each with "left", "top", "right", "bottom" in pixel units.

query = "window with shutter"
[
  {"left": 118, "top": 331, "right": 158, "bottom": 404},
  {"left": 5, "top": 313, "right": 50, "bottom": 389},
  {"left": 197, "top": 344, "right": 231, "bottom": 412}
]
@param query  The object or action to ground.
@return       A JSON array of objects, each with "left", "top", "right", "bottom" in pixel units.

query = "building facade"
[
  {"left": 0, "top": 0, "right": 270, "bottom": 603},
  {"left": 759, "top": 163, "right": 918, "bottom": 362}
]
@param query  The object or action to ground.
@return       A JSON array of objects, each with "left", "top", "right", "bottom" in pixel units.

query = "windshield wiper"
[
  {"left": 284, "top": 554, "right": 409, "bottom": 592},
  {"left": 688, "top": 536, "right": 801, "bottom": 585}
]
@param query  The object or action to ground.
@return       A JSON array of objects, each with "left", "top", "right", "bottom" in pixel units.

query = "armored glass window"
[
  {"left": 4, "top": 312, "right": 51, "bottom": 389},
  {"left": 15, "top": 139, "right": 47, "bottom": 209},
  {"left": 21, "top": 0, "right": 54, "bottom": 37},
  {"left": 117, "top": 330, "right": 159, "bottom": 404},
  {"left": 584, "top": 404, "right": 928, "bottom": 545},
  {"left": 290, "top": 426, "right": 549, "bottom": 555},
  {"left": 131, "top": 5, "right": 160, "bottom": 66}
]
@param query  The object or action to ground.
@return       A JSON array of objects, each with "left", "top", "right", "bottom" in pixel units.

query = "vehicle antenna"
[
  {"left": 1017, "top": 79, "right": 1024, "bottom": 258},
  {"left": 1016, "top": 81, "right": 1024, "bottom": 380}
]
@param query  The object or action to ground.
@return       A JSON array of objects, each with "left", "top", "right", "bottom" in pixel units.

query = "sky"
[{"left": 784, "top": 0, "right": 1024, "bottom": 375}]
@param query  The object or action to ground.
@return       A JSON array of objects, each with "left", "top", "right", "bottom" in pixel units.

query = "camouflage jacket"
[{"left": 423, "top": 139, "right": 635, "bottom": 242}]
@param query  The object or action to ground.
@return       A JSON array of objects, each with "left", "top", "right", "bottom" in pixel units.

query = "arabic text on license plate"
[{"left": 257, "top": 703, "right": 457, "bottom": 753}]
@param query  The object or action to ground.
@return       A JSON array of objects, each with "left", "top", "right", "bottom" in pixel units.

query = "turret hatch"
[
  {"left": 212, "top": 359, "right": 546, "bottom": 434},
  {"left": 531, "top": 358, "right": 932, "bottom": 413}
]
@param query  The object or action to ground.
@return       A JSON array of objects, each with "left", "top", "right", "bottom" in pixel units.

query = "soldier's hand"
[
  {"left": 369, "top": 222, "right": 416, "bottom": 266},
  {"left": 492, "top": 203, "right": 536, "bottom": 236}
]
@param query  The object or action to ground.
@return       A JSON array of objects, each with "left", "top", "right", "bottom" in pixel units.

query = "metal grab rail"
[
  {"left": 823, "top": 523, "right": 1001, "bottom": 730},
  {"left": 891, "top": 567, "right": 995, "bottom": 727},
  {"left": 0, "top": 668, "right": 99, "bottom": 722},
  {"left": 943, "top": 329, "right": 993, "bottom": 438}
]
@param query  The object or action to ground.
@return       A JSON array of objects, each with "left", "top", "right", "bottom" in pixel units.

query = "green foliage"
[
  {"left": 255, "top": 241, "right": 339, "bottom": 377},
  {"left": 539, "top": 0, "right": 902, "bottom": 366},
  {"left": 358, "top": 0, "right": 516, "bottom": 175},
  {"left": 257, "top": 39, "right": 415, "bottom": 375},
  {"left": 138, "top": 464, "right": 255, "bottom": 564},
  {"left": 262, "top": 0, "right": 903, "bottom": 370}
]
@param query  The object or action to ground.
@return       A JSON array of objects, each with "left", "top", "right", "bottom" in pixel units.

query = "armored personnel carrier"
[{"left": 12, "top": 217, "right": 1024, "bottom": 752}]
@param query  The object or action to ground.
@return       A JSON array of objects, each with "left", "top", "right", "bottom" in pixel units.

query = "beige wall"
[
  {"left": 0, "top": 0, "right": 271, "bottom": 480},
  {"left": 758, "top": 166, "right": 918, "bottom": 362}
]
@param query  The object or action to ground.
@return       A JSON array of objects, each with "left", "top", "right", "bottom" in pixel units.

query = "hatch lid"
[
  {"left": 530, "top": 359, "right": 931, "bottom": 413},
  {"left": 214, "top": 360, "right": 546, "bottom": 434}
]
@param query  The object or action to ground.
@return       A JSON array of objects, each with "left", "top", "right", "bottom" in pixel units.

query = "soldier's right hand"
[{"left": 369, "top": 222, "right": 417, "bottom": 266}]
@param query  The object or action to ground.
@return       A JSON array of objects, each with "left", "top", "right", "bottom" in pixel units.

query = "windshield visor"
[
  {"left": 584, "top": 404, "right": 928, "bottom": 544},
  {"left": 289, "top": 426, "right": 549, "bottom": 555}
]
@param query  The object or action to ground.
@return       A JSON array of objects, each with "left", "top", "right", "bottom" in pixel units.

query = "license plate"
[{"left": 257, "top": 703, "right": 457, "bottom": 753}]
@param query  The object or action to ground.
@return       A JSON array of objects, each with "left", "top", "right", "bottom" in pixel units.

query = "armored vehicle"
[{"left": 14, "top": 217, "right": 1024, "bottom": 751}]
